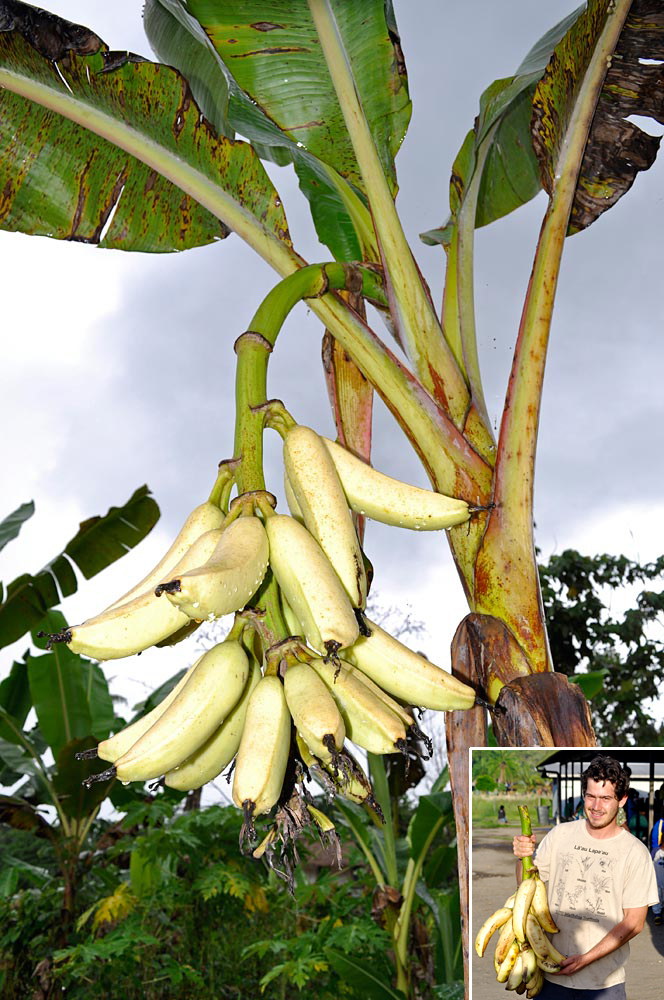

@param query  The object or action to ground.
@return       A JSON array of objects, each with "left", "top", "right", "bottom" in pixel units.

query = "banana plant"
[{"left": 1, "top": 0, "right": 663, "bottom": 993}]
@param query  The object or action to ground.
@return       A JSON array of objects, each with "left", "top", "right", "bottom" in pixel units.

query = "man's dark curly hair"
[{"left": 581, "top": 755, "right": 631, "bottom": 801}]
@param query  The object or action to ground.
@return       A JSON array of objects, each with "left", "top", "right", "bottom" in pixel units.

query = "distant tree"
[
  {"left": 539, "top": 550, "right": 664, "bottom": 744},
  {"left": 475, "top": 775, "right": 496, "bottom": 793}
]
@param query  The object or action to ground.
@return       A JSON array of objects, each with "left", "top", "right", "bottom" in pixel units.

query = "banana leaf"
[
  {"left": 532, "top": 0, "right": 664, "bottom": 234},
  {"left": 325, "top": 949, "right": 404, "bottom": 1000},
  {"left": 0, "top": 1, "right": 291, "bottom": 260},
  {"left": 0, "top": 485, "right": 159, "bottom": 649},
  {"left": 0, "top": 500, "right": 34, "bottom": 554},
  {"left": 143, "top": 0, "right": 409, "bottom": 260},
  {"left": 0, "top": 657, "right": 31, "bottom": 737}
]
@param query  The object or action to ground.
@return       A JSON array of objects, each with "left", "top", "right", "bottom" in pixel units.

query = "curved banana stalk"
[
  {"left": 323, "top": 437, "right": 471, "bottom": 530},
  {"left": 283, "top": 425, "right": 367, "bottom": 608},
  {"left": 102, "top": 501, "right": 225, "bottom": 612},
  {"left": 164, "top": 660, "right": 261, "bottom": 791},
  {"left": 308, "top": 657, "right": 407, "bottom": 754},
  {"left": 344, "top": 617, "right": 476, "bottom": 711},
  {"left": 265, "top": 514, "right": 359, "bottom": 654},
  {"left": 475, "top": 906, "right": 513, "bottom": 957},
  {"left": 113, "top": 640, "right": 250, "bottom": 782},
  {"left": 64, "top": 528, "right": 225, "bottom": 659},
  {"left": 232, "top": 675, "right": 291, "bottom": 818},
  {"left": 283, "top": 661, "right": 345, "bottom": 761},
  {"left": 159, "top": 515, "right": 268, "bottom": 621}
]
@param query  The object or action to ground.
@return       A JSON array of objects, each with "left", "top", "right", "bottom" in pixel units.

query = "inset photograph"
[{"left": 471, "top": 749, "right": 664, "bottom": 1000}]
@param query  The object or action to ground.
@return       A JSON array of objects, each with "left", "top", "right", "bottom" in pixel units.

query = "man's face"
[{"left": 583, "top": 777, "right": 627, "bottom": 830}]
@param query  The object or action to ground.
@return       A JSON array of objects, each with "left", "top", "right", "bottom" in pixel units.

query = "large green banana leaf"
[
  {"left": 0, "top": 500, "right": 35, "bottom": 554},
  {"left": 0, "top": 1, "right": 291, "bottom": 257},
  {"left": 0, "top": 657, "right": 32, "bottom": 739},
  {"left": 0, "top": 485, "right": 159, "bottom": 649},
  {"left": 144, "top": 0, "right": 409, "bottom": 260}
]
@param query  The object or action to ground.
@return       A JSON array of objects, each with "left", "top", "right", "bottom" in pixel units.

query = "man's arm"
[{"left": 555, "top": 906, "right": 649, "bottom": 976}]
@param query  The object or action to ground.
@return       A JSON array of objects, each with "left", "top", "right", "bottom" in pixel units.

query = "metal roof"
[{"left": 537, "top": 748, "right": 664, "bottom": 781}]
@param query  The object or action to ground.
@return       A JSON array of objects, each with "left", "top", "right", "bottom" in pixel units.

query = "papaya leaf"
[
  {"left": 0, "top": 500, "right": 34, "bottom": 554},
  {"left": 533, "top": 0, "right": 664, "bottom": 234},
  {"left": 0, "top": 485, "right": 159, "bottom": 649},
  {"left": 0, "top": 1, "right": 292, "bottom": 260}
]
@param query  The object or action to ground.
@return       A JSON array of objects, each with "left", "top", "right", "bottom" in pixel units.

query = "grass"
[{"left": 472, "top": 795, "right": 552, "bottom": 828}]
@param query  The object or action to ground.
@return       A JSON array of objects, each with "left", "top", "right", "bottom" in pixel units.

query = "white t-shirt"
[{"left": 534, "top": 821, "right": 658, "bottom": 989}]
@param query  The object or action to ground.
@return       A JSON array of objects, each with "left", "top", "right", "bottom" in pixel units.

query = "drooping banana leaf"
[
  {"left": 0, "top": 0, "right": 292, "bottom": 259},
  {"left": 533, "top": 0, "right": 664, "bottom": 234},
  {"left": 0, "top": 500, "right": 34, "bottom": 554},
  {"left": 0, "top": 485, "right": 159, "bottom": 649},
  {"left": 143, "top": 0, "right": 408, "bottom": 259},
  {"left": 0, "top": 657, "right": 31, "bottom": 738}
]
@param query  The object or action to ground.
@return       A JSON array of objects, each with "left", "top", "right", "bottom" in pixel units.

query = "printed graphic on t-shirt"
[{"left": 553, "top": 842, "right": 612, "bottom": 922}]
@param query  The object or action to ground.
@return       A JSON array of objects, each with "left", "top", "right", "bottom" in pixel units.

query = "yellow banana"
[
  {"left": 344, "top": 618, "right": 476, "bottom": 711},
  {"left": 102, "top": 501, "right": 225, "bottom": 612},
  {"left": 112, "top": 640, "right": 249, "bottom": 782},
  {"left": 343, "top": 661, "right": 415, "bottom": 729},
  {"left": 265, "top": 514, "right": 359, "bottom": 654},
  {"left": 504, "top": 892, "right": 516, "bottom": 908},
  {"left": 531, "top": 877, "right": 559, "bottom": 933},
  {"left": 513, "top": 876, "right": 538, "bottom": 944},
  {"left": 308, "top": 657, "right": 407, "bottom": 754},
  {"left": 164, "top": 660, "right": 261, "bottom": 791},
  {"left": 475, "top": 906, "right": 513, "bottom": 957},
  {"left": 505, "top": 953, "right": 524, "bottom": 991},
  {"left": 497, "top": 940, "right": 520, "bottom": 983},
  {"left": 283, "top": 661, "right": 345, "bottom": 761},
  {"left": 61, "top": 528, "right": 224, "bottom": 659},
  {"left": 283, "top": 425, "right": 367, "bottom": 608},
  {"left": 232, "top": 675, "right": 291, "bottom": 818},
  {"left": 526, "top": 968, "right": 544, "bottom": 998},
  {"left": 494, "top": 918, "right": 517, "bottom": 972},
  {"left": 525, "top": 913, "right": 566, "bottom": 967},
  {"left": 520, "top": 944, "right": 538, "bottom": 984},
  {"left": 97, "top": 657, "right": 202, "bottom": 763},
  {"left": 158, "top": 515, "right": 268, "bottom": 621},
  {"left": 323, "top": 437, "right": 471, "bottom": 530}
]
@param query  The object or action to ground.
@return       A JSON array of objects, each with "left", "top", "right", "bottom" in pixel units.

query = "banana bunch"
[{"left": 475, "top": 873, "right": 564, "bottom": 997}]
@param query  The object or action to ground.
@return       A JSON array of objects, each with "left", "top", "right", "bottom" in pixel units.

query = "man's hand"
[
  {"left": 513, "top": 834, "right": 536, "bottom": 859},
  {"left": 555, "top": 954, "right": 590, "bottom": 976}
]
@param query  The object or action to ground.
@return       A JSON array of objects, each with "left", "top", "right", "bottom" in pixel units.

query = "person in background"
[
  {"left": 498, "top": 805, "right": 507, "bottom": 825},
  {"left": 628, "top": 799, "right": 648, "bottom": 844},
  {"left": 651, "top": 812, "right": 664, "bottom": 926}
]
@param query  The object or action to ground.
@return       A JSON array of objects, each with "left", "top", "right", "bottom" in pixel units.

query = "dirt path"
[{"left": 470, "top": 825, "right": 664, "bottom": 1000}]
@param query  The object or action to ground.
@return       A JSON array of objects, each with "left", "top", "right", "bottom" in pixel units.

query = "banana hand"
[
  {"left": 113, "top": 639, "right": 250, "bottom": 782},
  {"left": 266, "top": 514, "right": 359, "bottom": 655},
  {"left": 344, "top": 617, "right": 476, "bottom": 711},
  {"left": 323, "top": 437, "right": 471, "bottom": 531},
  {"left": 159, "top": 515, "right": 268, "bottom": 621},
  {"left": 283, "top": 425, "right": 367, "bottom": 608}
]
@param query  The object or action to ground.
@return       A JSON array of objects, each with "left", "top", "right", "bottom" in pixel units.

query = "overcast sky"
[{"left": 1, "top": 0, "right": 663, "bottom": 733}]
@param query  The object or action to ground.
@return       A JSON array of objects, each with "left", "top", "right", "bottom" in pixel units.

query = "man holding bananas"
[{"left": 513, "top": 755, "right": 658, "bottom": 1000}]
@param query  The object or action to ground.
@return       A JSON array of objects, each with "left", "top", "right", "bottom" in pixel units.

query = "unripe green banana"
[
  {"left": 283, "top": 425, "right": 367, "bottom": 608},
  {"left": 102, "top": 501, "right": 226, "bottom": 613},
  {"left": 475, "top": 906, "right": 513, "bottom": 957},
  {"left": 232, "top": 674, "right": 291, "bottom": 817},
  {"left": 343, "top": 661, "right": 415, "bottom": 728},
  {"left": 265, "top": 514, "right": 359, "bottom": 654},
  {"left": 113, "top": 640, "right": 249, "bottom": 782},
  {"left": 323, "top": 437, "right": 471, "bottom": 530},
  {"left": 344, "top": 618, "right": 476, "bottom": 711},
  {"left": 164, "top": 659, "right": 261, "bottom": 791},
  {"left": 159, "top": 515, "right": 268, "bottom": 621},
  {"left": 283, "top": 661, "right": 345, "bottom": 761},
  {"left": 531, "top": 877, "right": 559, "bottom": 933},
  {"left": 525, "top": 913, "right": 565, "bottom": 967},
  {"left": 97, "top": 657, "right": 202, "bottom": 763},
  {"left": 513, "top": 876, "right": 538, "bottom": 944},
  {"left": 308, "top": 657, "right": 407, "bottom": 755},
  {"left": 64, "top": 528, "right": 225, "bottom": 659}
]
